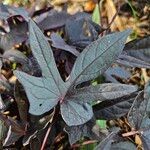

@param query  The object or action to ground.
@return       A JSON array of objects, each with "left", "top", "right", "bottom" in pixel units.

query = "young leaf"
[
  {"left": 68, "top": 29, "right": 131, "bottom": 86},
  {"left": 14, "top": 20, "right": 67, "bottom": 115}
]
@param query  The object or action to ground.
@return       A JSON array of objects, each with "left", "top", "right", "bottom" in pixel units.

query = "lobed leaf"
[
  {"left": 14, "top": 19, "right": 132, "bottom": 127},
  {"left": 14, "top": 20, "right": 67, "bottom": 115}
]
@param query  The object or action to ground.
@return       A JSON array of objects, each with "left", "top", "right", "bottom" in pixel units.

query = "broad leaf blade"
[
  {"left": 14, "top": 71, "right": 60, "bottom": 115},
  {"left": 61, "top": 100, "right": 93, "bottom": 126},
  {"left": 29, "top": 20, "right": 64, "bottom": 87},
  {"left": 68, "top": 29, "right": 131, "bottom": 86}
]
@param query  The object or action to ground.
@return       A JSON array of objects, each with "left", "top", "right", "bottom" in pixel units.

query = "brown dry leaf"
[
  {"left": 67, "top": 2, "right": 83, "bottom": 14},
  {"left": 51, "top": 0, "right": 89, "bottom": 5},
  {"left": 84, "top": 0, "right": 96, "bottom": 12},
  {"left": 141, "top": 68, "right": 150, "bottom": 83},
  {"left": 135, "top": 134, "right": 142, "bottom": 146},
  {"left": 105, "top": 0, "right": 125, "bottom": 31}
]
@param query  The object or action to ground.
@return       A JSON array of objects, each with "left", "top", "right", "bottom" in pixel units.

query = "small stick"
[
  {"left": 122, "top": 130, "right": 139, "bottom": 137},
  {"left": 40, "top": 124, "right": 52, "bottom": 150},
  {"left": 71, "top": 140, "right": 98, "bottom": 148}
]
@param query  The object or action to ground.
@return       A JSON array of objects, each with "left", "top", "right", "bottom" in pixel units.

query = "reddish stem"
[{"left": 40, "top": 124, "right": 52, "bottom": 150}]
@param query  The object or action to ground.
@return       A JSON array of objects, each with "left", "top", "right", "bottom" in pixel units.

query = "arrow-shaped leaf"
[
  {"left": 14, "top": 19, "right": 132, "bottom": 127},
  {"left": 14, "top": 20, "right": 66, "bottom": 115}
]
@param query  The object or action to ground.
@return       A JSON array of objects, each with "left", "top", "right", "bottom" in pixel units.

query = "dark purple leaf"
[
  {"left": 117, "top": 36, "right": 150, "bottom": 68},
  {"left": 0, "top": 21, "right": 28, "bottom": 51},
  {"left": 37, "top": 10, "right": 71, "bottom": 30},
  {"left": 104, "top": 66, "right": 131, "bottom": 83},
  {"left": 0, "top": 4, "right": 29, "bottom": 21},
  {"left": 65, "top": 119, "right": 101, "bottom": 145},
  {"left": 128, "top": 81, "right": 150, "bottom": 129},
  {"left": 95, "top": 131, "right": 119, "bottom": 150},
  {"left": 50, "top": 33, "right": 79, "bottom": 56},
  {"left": 127, "top": 81, "right": 150, "bottom": 150},
  {"left": 65, "top": 18, "right": 98, "bottom": 49},
  {"left": 3, "top": 126, "right": 24, "bottom": 146},
  {"left": 94, "top": 92, "right": 137, "bottom": 120},
  {"left": 111, "top": 141, "right": 136, "bottom": 150},
  {"left": 15, "top": 20, "right": 131, "bottom": 126}
]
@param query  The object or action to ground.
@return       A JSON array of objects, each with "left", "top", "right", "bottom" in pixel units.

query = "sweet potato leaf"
[
  {"left": 38, "top": 10, "right": 71, "bottom": 30},
  {"left": 104, "top": 66, "right": 131, "bottom": 83},
  {"left": 61, "top": 83, "right": 137, "bottom": 126},
  {"left": 61, "top": 100, "right": 93, "bottom": 126},
  {"left": 127, "top": 81, "right": 150, "bottom": 150},
  {"left": 140, "top": 128, "right": 150, "bottom": 150},
  {"left": 0, "top": 21, "right": 28, "bottom": 51},
  {"left": 28, "top": 20, "right": 64, "bottom": 83},
  {"left": 124, "top": 36, "right": 150, "bottom": 64},
  {"left": 0, "top": 4, "right": 29, "bottom": 21},
  {"left": 14, "top": 20, "right": 67, "bottom": 115},
  {"left": 68, "top": 29, "right": 131, "bottom": 86},
  {"left": 128, "top": 81, "right": 150, "bottom": 129},
  {"left": 14, "top": 19, "right": 131, "bottom": 126},
  {"left": 117, "top": 36, "right": 150, "bottom": 68},
  {"left": 65, "top": 83, "right": 137, "bottom": 104},
  {"left": 94, "top": 91, "right": 137, "bottom": 120},
  {"left": 50, "top": 33, "right": 79, "bottom": 57},
  {"left": 65, "top": 18, "right": 98, "bottom": 49}
]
